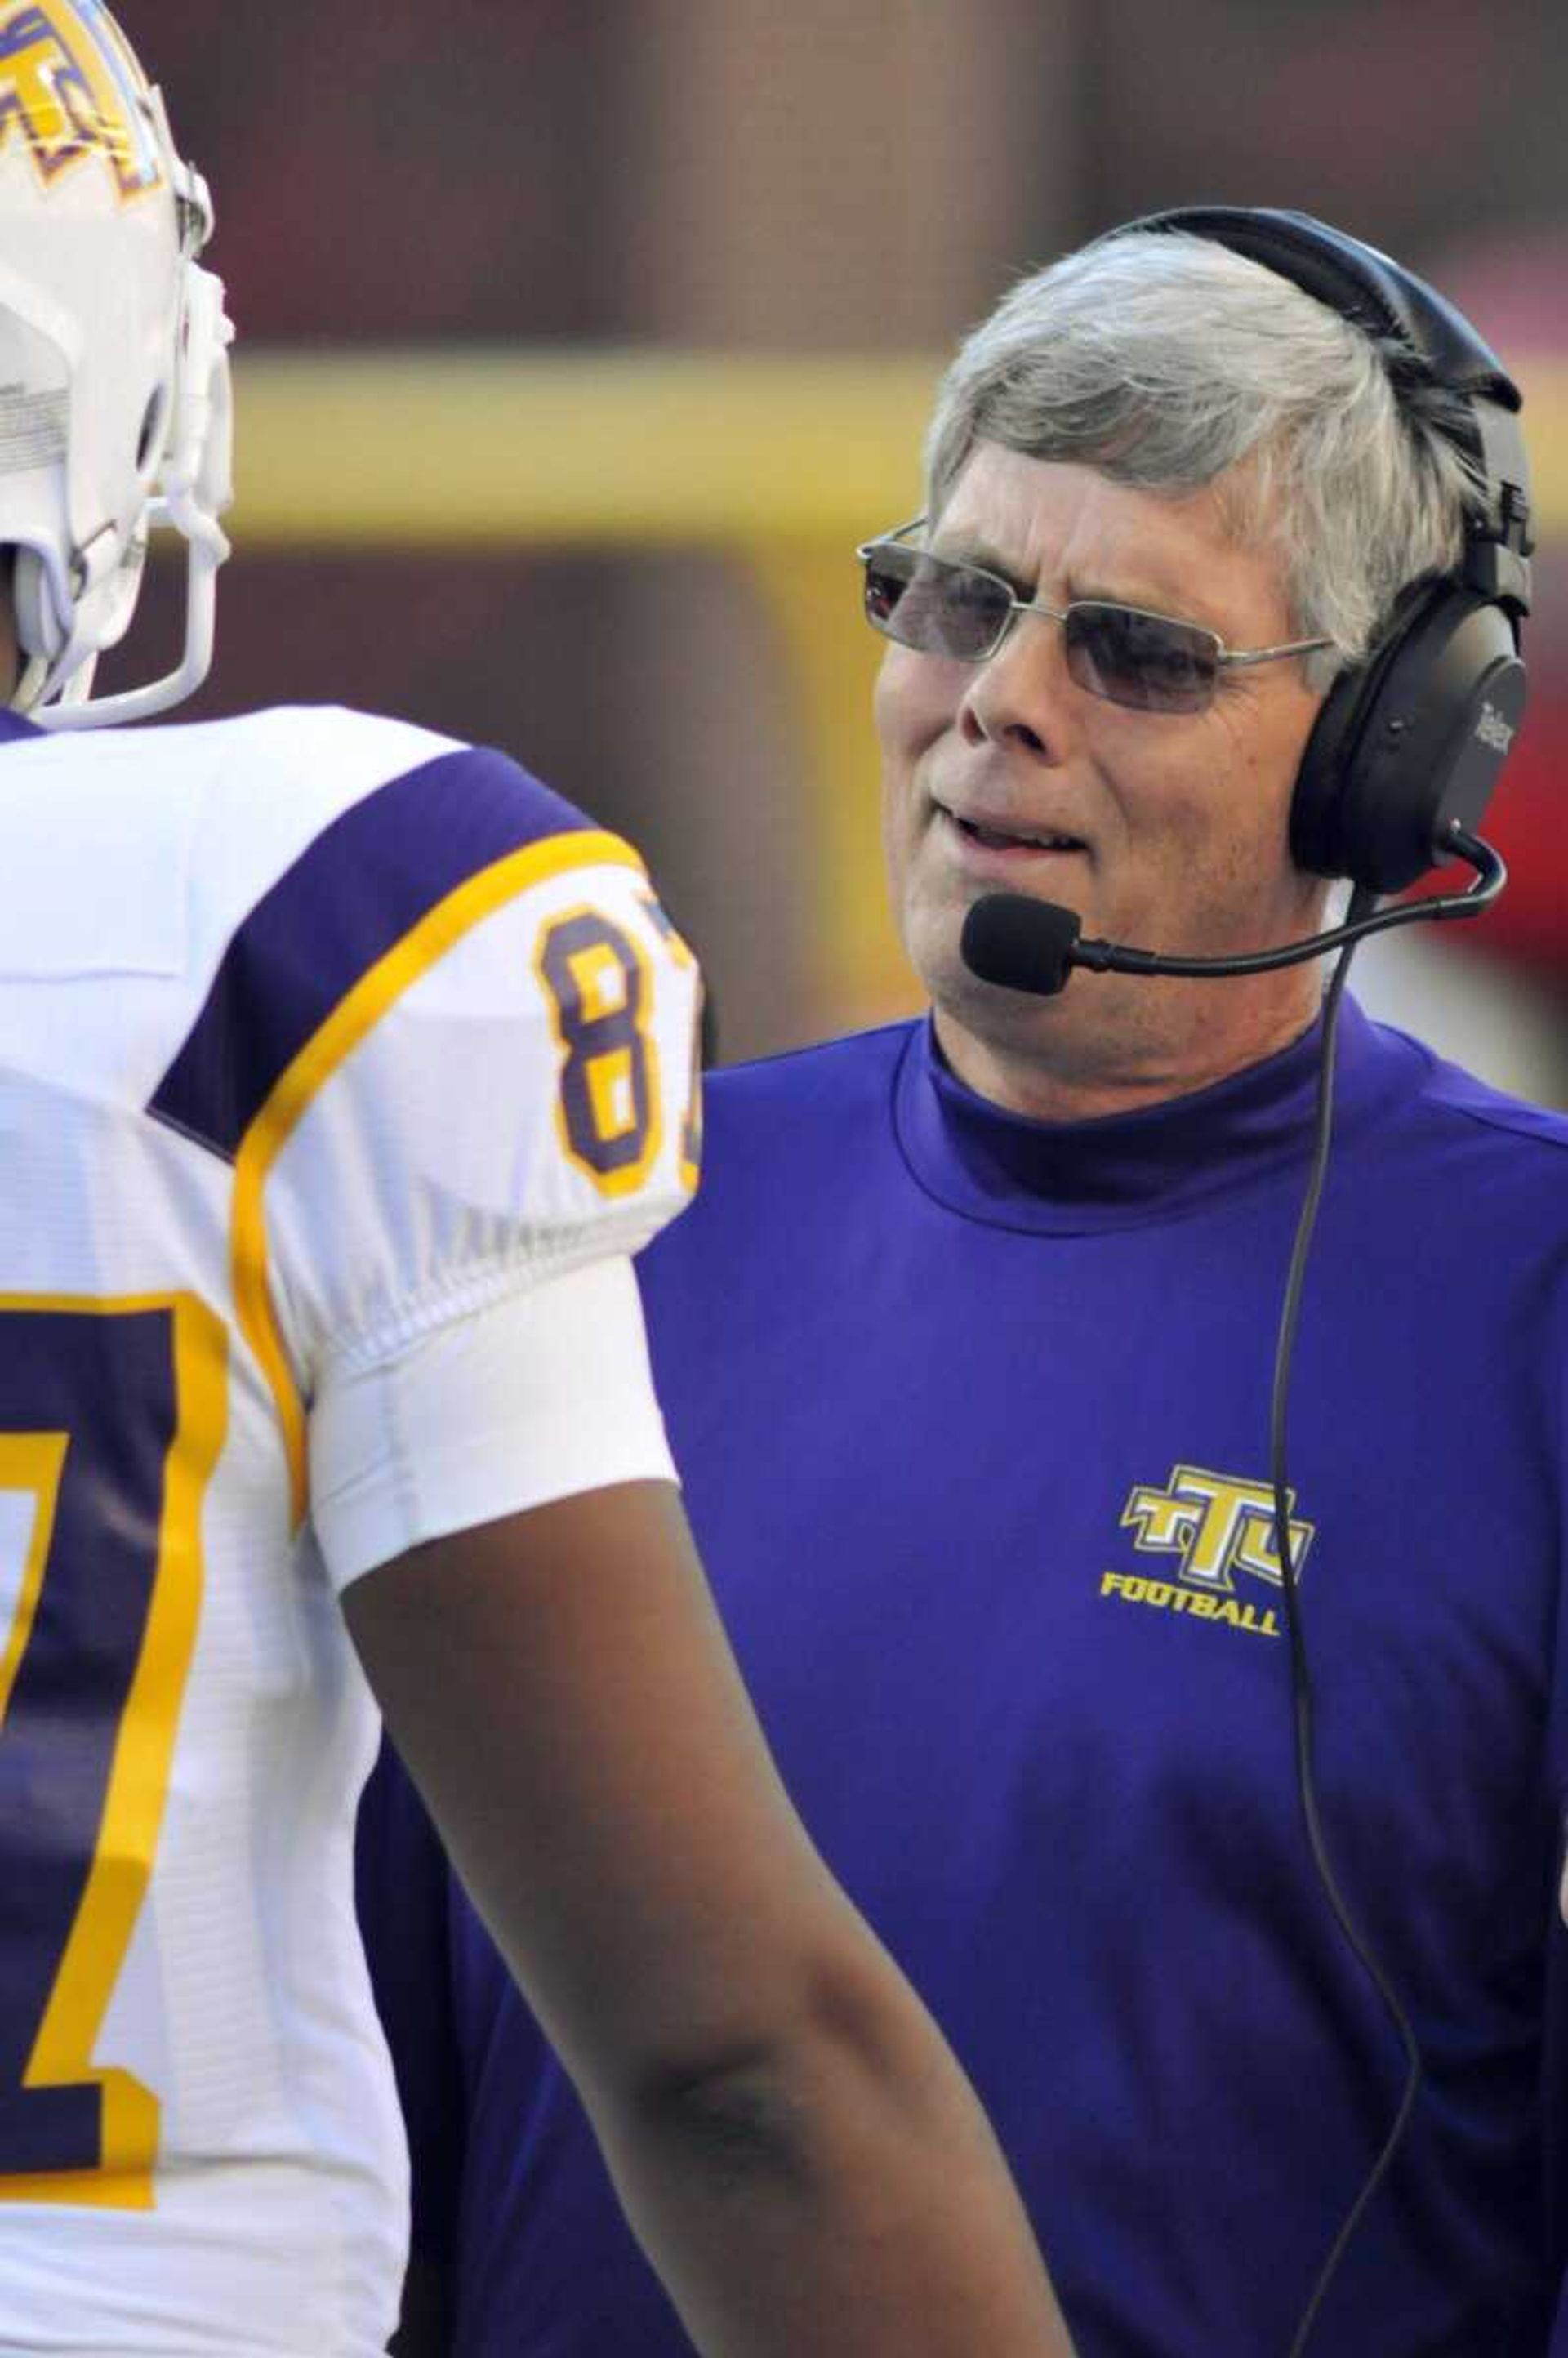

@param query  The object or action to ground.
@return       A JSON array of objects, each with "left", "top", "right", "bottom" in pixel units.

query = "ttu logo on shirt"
[{"left": 1101, "top": 1464, "right": 1316, "bottom": 1639}]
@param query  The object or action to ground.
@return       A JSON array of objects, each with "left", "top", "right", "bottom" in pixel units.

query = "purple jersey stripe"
[{"left": 148, "top": 746, "right": 593, "bottom": 1161}]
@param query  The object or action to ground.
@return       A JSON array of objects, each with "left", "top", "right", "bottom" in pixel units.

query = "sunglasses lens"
[
  {"left": 862, "top": 547, "right": 915, "bottom": 631},
  {"left": 862, "top": 540, "right": 1224, "bottom": 709},
  {"left": 1065, "top": 604, "right": 1218, "bottom": 713},
  {"left": 862, "top": 546, "right": 1009, "bottom": 660}
]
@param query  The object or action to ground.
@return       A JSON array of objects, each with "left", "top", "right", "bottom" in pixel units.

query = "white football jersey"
[{"left": 0, "top": 704, "right": 702, "bottom": 2354}]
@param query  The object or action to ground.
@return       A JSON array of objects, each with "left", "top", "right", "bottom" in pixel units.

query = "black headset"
[{"left": 1113, "top": 206, "right": 1533, "bottom": 895}]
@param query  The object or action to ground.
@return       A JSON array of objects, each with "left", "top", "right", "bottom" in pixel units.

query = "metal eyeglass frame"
[{"left": 857, "top": 515, "right": 1334, "bottom": 698}]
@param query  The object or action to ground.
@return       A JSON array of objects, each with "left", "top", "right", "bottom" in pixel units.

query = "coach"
[{"left": 359, "top": 208, "right": 1568, "bottom": 2356}]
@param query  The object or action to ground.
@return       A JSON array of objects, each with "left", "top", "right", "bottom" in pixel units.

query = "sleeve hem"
[{"left": 311, "top": 1255, "right": 678, "bottom": 1591}]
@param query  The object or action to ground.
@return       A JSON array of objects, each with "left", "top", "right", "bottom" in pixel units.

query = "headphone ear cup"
[
  {"left": 1290, "top": 648, "right": 1388, "bottom": 885},
  {"left": 1290, "top": 586, "right": 1526, "bottom": 894}
]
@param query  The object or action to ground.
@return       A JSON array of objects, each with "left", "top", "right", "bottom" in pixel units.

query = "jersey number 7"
[{"left": 0, "top": 1296, "right": 225, "bottom": 2209}]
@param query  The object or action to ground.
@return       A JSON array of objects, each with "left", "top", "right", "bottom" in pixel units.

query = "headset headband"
[
  {"left": 1111, "top": 205, "right": 1533, "bottom": 614},
  {"left": 1099, "top": 204, "right": 1533, "bottom": 892}
]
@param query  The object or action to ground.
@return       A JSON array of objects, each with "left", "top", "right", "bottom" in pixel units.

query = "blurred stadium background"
[{"left": 122, "top": 0, "right": 1568, "bottom": 1093}]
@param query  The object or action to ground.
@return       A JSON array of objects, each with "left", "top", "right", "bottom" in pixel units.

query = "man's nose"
[{"left": 958, "top": 611, "right": 1073, "bottom": 761}]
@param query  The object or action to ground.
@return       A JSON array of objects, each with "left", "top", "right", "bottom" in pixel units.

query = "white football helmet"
[{"left": 0, "top": 0, "right": 234, "bottom": 727}]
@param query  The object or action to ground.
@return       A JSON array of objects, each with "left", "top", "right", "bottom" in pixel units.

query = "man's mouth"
[{"left": 941, "top": 807, "right": 1086, "bottom": 855}]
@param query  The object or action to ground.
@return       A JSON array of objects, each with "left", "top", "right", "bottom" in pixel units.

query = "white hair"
[{"left": 924, "top": 230, "right": 1482, "bottom": 688}]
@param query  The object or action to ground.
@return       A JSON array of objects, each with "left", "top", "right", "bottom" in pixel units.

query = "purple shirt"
[{"left": 359, "top": 1001, "right": 1568, "bottom": 2355}]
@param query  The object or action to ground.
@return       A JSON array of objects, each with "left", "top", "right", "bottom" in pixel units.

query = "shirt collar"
[{"left": 892, "top": 996, "right": 1414, "bottom": 1233}]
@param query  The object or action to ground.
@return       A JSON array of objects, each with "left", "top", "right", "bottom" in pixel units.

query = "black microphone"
[{"left": 960, "top": 825, "right": 1506, "bottom": 1000}]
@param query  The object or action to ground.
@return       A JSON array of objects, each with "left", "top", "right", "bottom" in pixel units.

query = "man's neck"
[{"left": 932, "top": 981, "right": 1325, "bottom": 1125}]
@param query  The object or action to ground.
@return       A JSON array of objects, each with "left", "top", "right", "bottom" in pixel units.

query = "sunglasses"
[{"left": 857, "top": 517, "right": 1331, "bottom": 715}]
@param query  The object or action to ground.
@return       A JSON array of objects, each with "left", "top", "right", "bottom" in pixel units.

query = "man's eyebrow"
[
  {"left": 927, "top": 530, "right": 1218, "bottom": 631},
  {"left": 927, "top": 530, "right": 1031, "bottom": 591},
  {"left": 1067, "top": 576, "right": 1215, "bottom": 628}
]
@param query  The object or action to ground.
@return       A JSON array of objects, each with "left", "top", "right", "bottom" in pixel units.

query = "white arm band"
[{"left": 310, "top": 1253, "right": 678, "bottom": 1591}]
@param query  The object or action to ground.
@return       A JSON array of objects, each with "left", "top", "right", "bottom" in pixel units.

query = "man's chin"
[
  {"left": 918, "top": 941, "right": 1073, "bottom": 1051},
  {"left": 907, "top": 898, "right": 1073, "bottom": 1020}
]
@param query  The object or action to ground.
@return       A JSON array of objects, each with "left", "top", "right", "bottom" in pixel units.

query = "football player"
[{"left": 0, "top": 7, "right": 1075, "bottom": 2355}]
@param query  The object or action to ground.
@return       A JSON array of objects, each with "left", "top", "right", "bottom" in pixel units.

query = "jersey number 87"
[{"left": 536, "top": 903, "right": 702, "bottom": 1197}]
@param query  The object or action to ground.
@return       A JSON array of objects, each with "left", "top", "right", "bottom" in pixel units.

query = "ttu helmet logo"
[{"left": 0, "top": 0, "right": 162, "bottom": 200}]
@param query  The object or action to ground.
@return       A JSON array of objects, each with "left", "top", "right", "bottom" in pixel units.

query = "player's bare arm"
[{"left": 345, "top": 1479, "right": 1076, "bottom": 2358}]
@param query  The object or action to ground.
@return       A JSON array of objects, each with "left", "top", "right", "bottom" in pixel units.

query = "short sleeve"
[
  {"left": 310, "top": 1252, "right": 679, "bottom": 1589},
  {"left": 155, "top": 738, "right": 702, "bottom": 1563},
  {"left": 261, "top": 825, "right": 702, "bottom": 1378}
]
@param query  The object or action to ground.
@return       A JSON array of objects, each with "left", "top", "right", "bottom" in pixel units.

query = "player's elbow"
[
  {"left": 618, "top": 1933, "right": 937, "bottom": 2186},
  {"left": 631, "top": 2044, "right": 817, "bottom": 2190}
]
